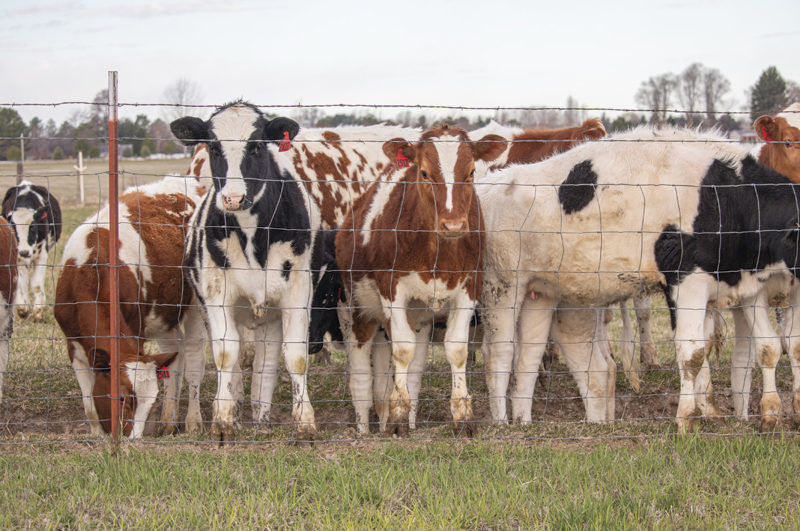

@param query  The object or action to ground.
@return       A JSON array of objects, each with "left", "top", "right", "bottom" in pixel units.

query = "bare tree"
[
  {"left": 786, "top": 80, "right": 800, "bottom": 105},
  {"left": 702, "top": 67, "right": 731, "bottom": 124},
  {"left": 635, "top": 74, "right": 677, "bottom": 126},
  {"left": 162, "top": 78, "right": 205, "bottom": 123},
  {"left": 678, "top": 63, "right": 703, "bottom": 126}
]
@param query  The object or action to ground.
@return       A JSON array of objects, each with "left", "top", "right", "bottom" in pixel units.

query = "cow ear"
[
  {"left": 578, "top": 119, "right": 607, "bottom": 140},
  {"left": 754, "top": 115, "right": 780, "bottom": 142},
  {"left": 170, "top": 117, "right": 209, "bottom": 146},
  {"left": 263, "top": 117, "right": 300, "bottom": 142},
  {"left": 90, "top": 348, "right": 111, "bottom": 371},
  {"left": 472, "top": 134, "right": 507, "bottom": 162},
  {"left": 147, "top": 351, "right": 179, "bottom": 368},
  {"left": 382, "top": 138, "right": 415, "bottom": 162}
]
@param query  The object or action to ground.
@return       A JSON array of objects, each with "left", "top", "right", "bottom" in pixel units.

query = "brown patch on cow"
[
  {"left": 54, "top": 190, "right": 197, "bottom": 435},
  {"left": 0, "top": 218, "right": 17, "bottom": 305},
  {"left": 754, "top": 112, "right": 800, "bottom": 183},
  {"left": 189, "top": 143, "right": 209, "bottom": 177},
  {"left": 336, "top": 125, "right": 485, "bottom": 314},
  {"left": 322, "top": 131, "right": 341, "bottom": 143},
  {"left": 499, "top": 118, "right": 607, "bottom": 169}
]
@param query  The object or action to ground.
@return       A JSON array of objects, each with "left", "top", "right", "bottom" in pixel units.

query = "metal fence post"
[{"left": 107, "top": 71, "right": 122, "bottom": 447}]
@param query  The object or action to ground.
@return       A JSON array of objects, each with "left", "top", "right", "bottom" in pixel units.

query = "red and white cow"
[
  {"left": 731, "top": 103, "right": 800, "bottom": 421},
  {"left": 0, "top": 217, "right": 17, "bottom": 403},
  {"left": 336, "top": 125, "right": 505, "bottom": 436},
  {"left": 54, "top": 164, "right": 209, "bottom": 439}
]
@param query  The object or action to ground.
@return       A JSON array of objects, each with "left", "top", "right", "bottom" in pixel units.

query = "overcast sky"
[{"left": 2, "top": 0, "right": 799, "bottom": 125}]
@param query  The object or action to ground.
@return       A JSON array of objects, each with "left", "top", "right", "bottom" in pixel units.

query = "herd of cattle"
[{"left": 1, "top": 101, "right": 799, "bottom": 442}]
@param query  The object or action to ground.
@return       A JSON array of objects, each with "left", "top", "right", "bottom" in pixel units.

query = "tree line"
[{"left": 0, "top": 66, "right": 797, "bottom": 162}]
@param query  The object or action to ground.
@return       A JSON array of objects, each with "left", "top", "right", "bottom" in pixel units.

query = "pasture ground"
[{"left": 1, "top": 157, "right": 799, "bottom": 527}]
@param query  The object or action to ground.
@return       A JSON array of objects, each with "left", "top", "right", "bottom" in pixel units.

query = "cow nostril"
[{"left": 18, "top": 250, "right": 30, "bottom": 258}]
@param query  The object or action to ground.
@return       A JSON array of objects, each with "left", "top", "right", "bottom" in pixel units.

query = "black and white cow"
[
  {"left": 1, "top": 182, "right": 61, "bottom": 322},
  {"left": 478, "top": 127, "right": 800, "bottom": 434},
  {"left": 171, "top": 101, "right": 324, "bottom": 442}
]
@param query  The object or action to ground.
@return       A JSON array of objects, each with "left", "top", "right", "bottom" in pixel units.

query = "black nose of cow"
[
  {"left": 438, "top": 218, "right": 468, "bottom": 238},
  {"left": 18, "top": 250, "right": 30, "bottom": 258}
]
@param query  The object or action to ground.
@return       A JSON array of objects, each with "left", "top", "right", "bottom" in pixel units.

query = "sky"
[{"left": 2, "top": 0, "right": 800, "bottom": 125}]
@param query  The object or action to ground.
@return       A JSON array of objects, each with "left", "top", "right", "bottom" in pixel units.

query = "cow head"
[
  {"left": 4, "top": 205, "right": 49, "bottom": 264},
  {"left": 170, "top": 101, "right": 299, "bottom": 212},
  {"left": 754, "top": 102, "right": 800, "bottom": 183},
  {"left": 309, "top": 231, "right": 344, "bottom": 353},
  {"left": 90, "top": 348, "right": 179, "bottom": 437},
  {"left": 382, "top": 126, "right": 506, "bottom": 239}
]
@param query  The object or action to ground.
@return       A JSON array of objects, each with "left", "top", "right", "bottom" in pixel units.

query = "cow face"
[
  {"left": 5, "top": 206, "right": 48, "bottom": 264},
  {"left": 383, "top": 126, "right": 505, "bottom": 239},
  {"left": 90, "top": 348, "right": 178, "bottom": 437},
  {"left": 170, "top": 102, "right": 299, "bottom": 212},
  {"left": 755, "top": 103, "right": 800, "bottom": 182}
]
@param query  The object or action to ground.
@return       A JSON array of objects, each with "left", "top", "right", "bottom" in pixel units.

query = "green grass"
[{"left": 0, "top": 436, "right": 798, "bottom": 528}]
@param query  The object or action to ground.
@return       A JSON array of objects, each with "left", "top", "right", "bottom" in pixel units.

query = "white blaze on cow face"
[
  {"left": 7, "top": 208, "right": 36, "bottom": 263},
  {"left": 210, "top": 105, "right": 261, "bottom": 211}
]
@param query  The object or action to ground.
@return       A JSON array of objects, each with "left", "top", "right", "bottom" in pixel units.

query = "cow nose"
[
  {"left": 221, "top": 194, "right": 244, "bottom": 211},
  {"left": 18, "top": 250, "right": 30, "bottom": 258},
  {"left": 439, "top": 218, "right": 468, "bottom": 236}
]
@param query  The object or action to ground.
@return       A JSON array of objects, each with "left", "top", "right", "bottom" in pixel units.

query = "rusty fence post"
[{"left": 107, "top": 71, "right": 122, "bottom": 447}]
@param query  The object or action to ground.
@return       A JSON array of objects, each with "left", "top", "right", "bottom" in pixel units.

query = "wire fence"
[{"left": 1, "top": 75, "right": 799, "bottom": 447}]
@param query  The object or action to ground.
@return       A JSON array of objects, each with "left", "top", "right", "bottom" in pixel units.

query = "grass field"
[{"left": 1, "top": 157, "right": 799, "bottom": 527}]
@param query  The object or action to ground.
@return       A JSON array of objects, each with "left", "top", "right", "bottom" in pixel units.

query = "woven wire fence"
[{"left": 0, "top": 84, "right": 798, "bottom": 447}]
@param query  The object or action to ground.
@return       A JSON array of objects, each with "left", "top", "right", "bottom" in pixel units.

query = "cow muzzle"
[
  {"left": 437, "top": 218, "right": 468, "bottom": 239},
  {"left": 221, "top": 194, "right": 250, "bottom": 211}
]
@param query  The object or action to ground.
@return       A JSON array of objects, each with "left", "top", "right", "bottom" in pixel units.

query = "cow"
[
  {"left": 0, "top": 218, "right": 17, "bottom": 403},
  {"left": 172, "top": 101, "right": 325, "bottom": 443},
  {"left": 2, "top": 182, "right": 61, "bottom": 322},
  {"left": 335, "top": 125, "right": 506, "bottom": 436},
  {"left": 54, "top": 173, "right": 209, "bottom": 439},
  {"left": 478, "top": 126, "right": 800, "bottom": 434},
  {"left": 730, "top": 103, "right": 800, "bottom": 422}
]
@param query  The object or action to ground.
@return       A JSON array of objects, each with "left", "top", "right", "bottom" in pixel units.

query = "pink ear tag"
[
  {"left": 395, "top": 148, "right": 410, "bottom": 169},
  {"left": 278, "top": 131, "right": 291, "bottom": 152},
  {"left": 156, "top": 365, "right": 170, "bottom": 380}
]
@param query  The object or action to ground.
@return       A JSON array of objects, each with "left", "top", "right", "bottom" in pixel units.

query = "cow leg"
[
  {"left": 407, "top": 323, "right": 431, "bottom": 431},
  {"left": 347, "top": 314, "right": 378, "bottom": 435},
  {"left": 482, "top": 282, "right": 525, "bottom": 423},
  {"left": 0, "top": 304, "right": 10, "bottom": 402},
  {"left": 510, "top": 294, "right": 555, "bottom": 424},
  {"left": 746, "top": 296, "right": 783, "bottom": 432},
  {"left": 155, "top": 335, "right": 182, "bottom": 436},
  {"left": 616, "top": 300, "right": 641, "bottom": 393},
  {"left": 444, "top": 295, "right": 477, "bottom": 437},
  {"left": 388, "top": 300, "right": 416, "bottom": 436},
  {"left": 694, "top": 309, "right": 720, "bottom": 418},
  {"left": 280, "top": 276, "right": 316, "bottom": 441},
  {"left": 634, "top": 295, "right": 660, "bottom": 368},
  {"left": 673, "top": 278, "right": 710, "bottom": 435},
  {"left": 251, "top": 317, "right": 281, "bottom": 425},
  {"left": 372, "top": 330, "right": 391, "bottom": 432},
  {"left": 70, "top": 342, "right": 103, "bottom": 437},
  {"left": 29, "top": 250, "right": 48, "bottom": 322},
  {"left": 731, "top": 307, "right": 756, "bottom": 420},
  {"left": 553, "top": 308, "right": 614, "bottom": 422},
  {"left": 205, "top": 301, "right": 241, "bottom": 442},
  {"left": 181, "top": 306, "right": 206, "bottom": 434},
  {"left": 786, "top": 289, "right": 800, "bottom": 426},
  {"left": 14, "top": 264, "right": 31, "bottom": 319}
]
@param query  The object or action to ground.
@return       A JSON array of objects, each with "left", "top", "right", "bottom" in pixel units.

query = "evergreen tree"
[{"left": 750, "top": 66, "right": 787, "bottom": 120}]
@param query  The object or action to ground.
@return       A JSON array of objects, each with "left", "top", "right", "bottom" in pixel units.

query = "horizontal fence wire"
[{"left": 0, "top": 97, "right": 799, "bottom": 448}]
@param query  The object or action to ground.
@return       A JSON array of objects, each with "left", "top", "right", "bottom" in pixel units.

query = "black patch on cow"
[
  {"left": 308, "top": 230, "right": 344, "bottom": 353},
  {"left": 281, "top": 260, "right": 292, "bottom": 280},
  {"left": 558, "top": 160, "right": 598, "bottom": 214},
  {"left": 654, "top": 156, "right": 800, "bottom": 328}
]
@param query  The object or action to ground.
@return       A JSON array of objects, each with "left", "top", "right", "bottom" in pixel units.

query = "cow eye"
[
  {"left": 251, "top": 142, "right": 263, "bottom": 155},
  {"left": 786, "top": 140, "right": 794, "bottom": 148},
  {"left": 420, "top": 170, "right": 429, "bottom": 180},
  {"left": 467, "top": 169, "right": 475, "bottom": 182}
]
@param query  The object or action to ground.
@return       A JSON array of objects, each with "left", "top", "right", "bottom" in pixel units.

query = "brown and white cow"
[
  {"left": 0, "top": 217, "right": 17, "bottom": 403},
  {"left": 54, "top": 170, "right": 209, "bottom": 439},
  {"left": 335, "top": 125, "right": 505, "bottom": 436}
]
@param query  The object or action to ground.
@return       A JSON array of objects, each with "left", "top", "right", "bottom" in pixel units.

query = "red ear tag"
[
  {"left": 156, "top": 365, "right": 170, "bottom": 380},
  {"left": 395, "top": 148, "right": 410, "bottom": 169},
  {"left": 41, "top": 212, "right": 47, "bottom": 220},
  {"left": 278, "top": 131, "right": 291, "bottom": 152},
  {"left": 762, "top": 125, "right": 773, "bottom": 143}
]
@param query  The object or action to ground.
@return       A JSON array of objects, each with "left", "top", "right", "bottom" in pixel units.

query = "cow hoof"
[
  {"left": 16, "top": 306, "right": 30, "bottom": 319},
  {"left": 452, "top": 420, "right": 475, "bottom": 438},
  {"left": 390, "top": 422, "right": 409, "bottom": 438},
  {"left": 31, "top": 309, "right": 45, "bottom": 322},
  {"left": 295, "top": 424, "right": 316, "bottom": 446},
  {"left": 314, "top": 348, "right": 332, "bottom": 365},
  {"left": 760, "top": 415, "right": 781, "bottom": 433},
  {"left": 675, "top": 416, "right": 697, "bottom": 436},
  {"left": 211, "top": 422, "right": 235, "bottom": 446},
  {"left": 184, "top": 420, "right": 203, "bottom": 434},
  {"left": 158, "top": 423, "right": 178, "bottom": 437}
]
